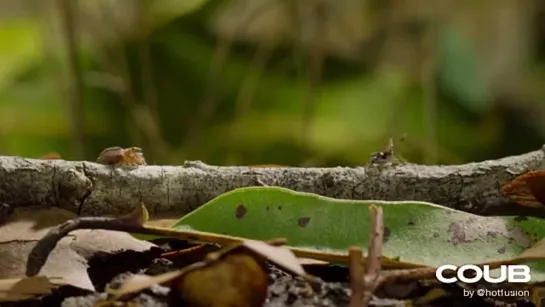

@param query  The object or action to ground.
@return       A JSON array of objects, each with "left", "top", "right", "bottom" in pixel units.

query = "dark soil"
[{"left": 3, "top": 239, "right": 537, "bottom": 307}]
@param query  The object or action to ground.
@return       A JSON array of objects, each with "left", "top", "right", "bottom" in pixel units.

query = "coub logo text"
[{"left": 436, "top": 264, "right": 531, "bottom": 283}]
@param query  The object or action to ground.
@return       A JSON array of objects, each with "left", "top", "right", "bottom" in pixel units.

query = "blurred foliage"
[{"left": 0, "top": 0, "right": 544, "bottom": 166}]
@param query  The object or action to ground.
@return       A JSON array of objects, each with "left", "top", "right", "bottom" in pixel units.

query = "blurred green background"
[{"left": 0, "top": 0, "right": 544, "bottom": 166}]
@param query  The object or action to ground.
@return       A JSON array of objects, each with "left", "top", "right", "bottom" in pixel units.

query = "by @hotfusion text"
[{"left": 463, "top": 288, "right": 530, "bottom": 298}]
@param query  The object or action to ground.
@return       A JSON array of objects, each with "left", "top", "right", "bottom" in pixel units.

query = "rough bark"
[{"left": 1, "top": 146, "right": 545, "bottom": 218}]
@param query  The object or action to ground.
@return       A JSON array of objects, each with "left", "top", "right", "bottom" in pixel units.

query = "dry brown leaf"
[
  {"left": 0, "top": 276, "right": 62, "bottom": 302},
  {"left": 173, "top": 247, "right": 269, "bottom": 307},
  {"left": 299, "top": 258, "right": 329, "bottom": 266},
  {"left": 503, "top": 170, "right": 545, "bottom": 208},
  {"left": 242, "top": 240, "right": 307, "bottom": 278},
  {"left": 0, "top": 207, "right": 156, "bottom": 291}
]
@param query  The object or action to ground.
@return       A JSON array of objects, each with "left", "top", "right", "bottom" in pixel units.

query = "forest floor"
[{"left": 5, "top": 239, "right": 533, "bottom": 307}]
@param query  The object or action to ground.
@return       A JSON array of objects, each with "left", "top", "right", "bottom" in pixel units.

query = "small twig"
[
  {"left": 135, "top": 0, "right": 167, "bottom": 162},
  {"left": 228, "top": 41, "right": 273, "bottom": 163},
  {"left": 349, "top": 247, "right": 364, "bottom": 307},
  {"left": 58, "top": 0, "right": 86, "bottom": 159},
  {"left": 421, "top": 0, "right": 441, "bottom": 165},
  {"left": 136, "top": 0, "right": 159, "bottom": 117},
  {"left": 362, "top": 205, "right": 384, "bottom": 307},
  {"left": 183, "top": 37, "right": 233, "bottom": 156},
  {"left": 234, "top": 41, "right": 272, "bottom": 117},
  {"left": 160, "top": 238, "right": 287, "bottom": 259},
  {"left": 299, "top": 0, "right": 325, "bottom": 144}
]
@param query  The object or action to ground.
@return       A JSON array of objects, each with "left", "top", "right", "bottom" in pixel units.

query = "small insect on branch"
[
  {"left": 96, "top": 146, "right": 147, "bottom": 166},
  {"left": 369, "top": 135, "right": 408, "bottom": 166}
]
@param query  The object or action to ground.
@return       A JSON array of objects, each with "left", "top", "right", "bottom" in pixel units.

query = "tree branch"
[{"left": 1, "top": 146, "right": 545, "bottom": 217}]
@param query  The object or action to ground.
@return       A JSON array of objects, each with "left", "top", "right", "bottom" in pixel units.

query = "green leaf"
[{"left": 169, "top": 186, "right": 545, "bottom": 281}]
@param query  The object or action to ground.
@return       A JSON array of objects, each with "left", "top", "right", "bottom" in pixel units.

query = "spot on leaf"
[
  {"left": 235, "top": 205, "right": 247, "bottom": 219},
  {"left": 447, "top": 222, "right": 468, "bottom": 245},
  {"left": 297, "top": 217, "right": 310, "bottom": 228}
]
